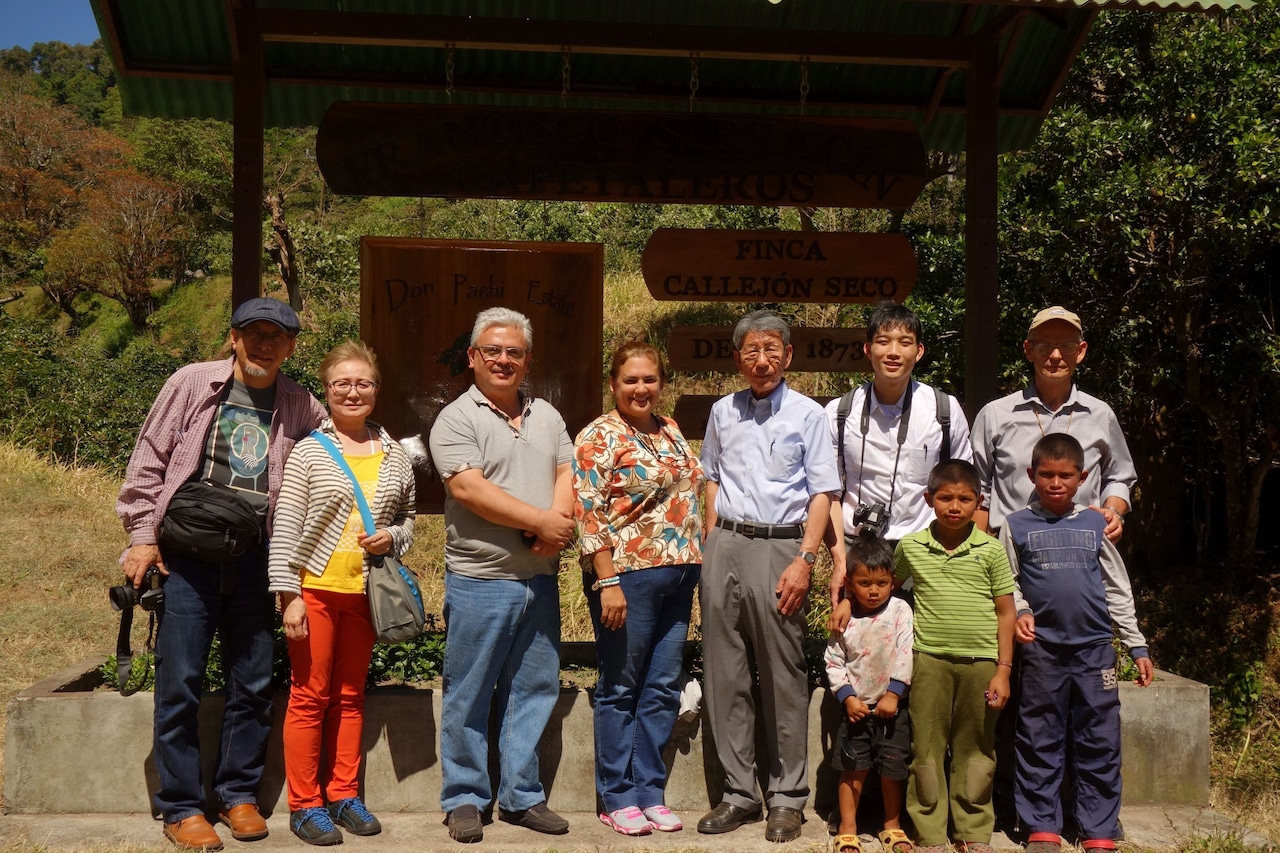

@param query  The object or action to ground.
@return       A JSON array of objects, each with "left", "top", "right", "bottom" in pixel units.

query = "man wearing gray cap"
[
  {"left": 972, "top": 306, "right": 1135, "bottom": 542},
  {"left": 118, "top": 297, "right": 325, "bottom": 850}
]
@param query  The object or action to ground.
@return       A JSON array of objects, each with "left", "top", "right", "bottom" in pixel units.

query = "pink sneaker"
[
  {"left": 600, "top": 806, "right": 652, "bottom": 836},
  {"left": 641, "top": 805, "right": 683, "bottom": 832}
]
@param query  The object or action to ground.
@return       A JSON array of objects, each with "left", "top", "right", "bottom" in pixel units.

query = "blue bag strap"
[{"left": 310, "top": 429, "right": 377, "bottom": 536}]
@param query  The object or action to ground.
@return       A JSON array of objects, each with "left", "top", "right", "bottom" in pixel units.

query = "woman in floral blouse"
[{"left": 573, "top": 340, "right": 704, "bottom": 837}]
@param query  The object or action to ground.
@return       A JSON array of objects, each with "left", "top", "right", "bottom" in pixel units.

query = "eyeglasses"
[
  {"left": 327, "top": 380, "right": 379, "bottom": 394},
  {"left": 238, "top": 329, "right": 291, "bottom": 346},
  {"left": 1029, "top": 340, "right": 1082, "bottom": 356},
  {"left": 475, "top": 344, "right": 529, "bottom": 362},
  {"left": 739, "top": 345, "right": 785, "bottom": 363}
]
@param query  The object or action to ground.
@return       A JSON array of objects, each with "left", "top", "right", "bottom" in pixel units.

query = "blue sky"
[{"left": 1, "top": 0, "right": 102, "bottom": 51}]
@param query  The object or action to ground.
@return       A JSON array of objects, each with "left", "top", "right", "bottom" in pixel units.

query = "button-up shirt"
[
  {"left": 826, "top": 380, "right": 973, "bottom": 541},
  {"left": 701, "top": 381, "right": 840, "bottom": 525},
  {"left": 971, "top": 384, "right": 1136, "bottom": 532},
  {"left": 116, "top": 358, "right": 325, "bottom": 547}
]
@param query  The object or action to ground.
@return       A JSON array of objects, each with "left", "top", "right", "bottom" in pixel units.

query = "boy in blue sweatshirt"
[{"left": 998, "top": 434, "right": 1153, "bottom": 853}]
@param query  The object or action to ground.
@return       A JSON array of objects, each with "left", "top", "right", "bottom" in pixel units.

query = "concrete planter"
[{"left": 3, "top": 656, "right": 1206, "bottom": 814}]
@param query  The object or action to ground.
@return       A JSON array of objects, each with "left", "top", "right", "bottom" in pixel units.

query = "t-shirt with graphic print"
[{"left": 199, "top": 378, "right": 276, "bottom": 516}]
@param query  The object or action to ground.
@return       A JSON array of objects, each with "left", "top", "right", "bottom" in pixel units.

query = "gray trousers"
[{"left": 700, "top": 526, "right": 810, "bottom": 811}]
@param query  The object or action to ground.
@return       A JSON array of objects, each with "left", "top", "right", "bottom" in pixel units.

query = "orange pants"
[{"left": 283, "top": 588, "right": 376, "bottom": 811}]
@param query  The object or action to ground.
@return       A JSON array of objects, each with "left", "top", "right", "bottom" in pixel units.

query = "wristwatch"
[{"left": 798, "top": 550, "right": 817, "bottom": 565}]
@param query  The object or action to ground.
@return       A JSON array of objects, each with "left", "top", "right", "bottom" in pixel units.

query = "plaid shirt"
[{"left": 116, "top": 358, "right": 325, "bottom": 547}]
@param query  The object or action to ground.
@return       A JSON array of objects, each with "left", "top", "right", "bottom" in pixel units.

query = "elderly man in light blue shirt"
[{"left": 696, "top": 310, "right": 840, "bottom": 844}]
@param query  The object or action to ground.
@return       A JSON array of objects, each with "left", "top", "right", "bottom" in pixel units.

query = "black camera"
[
  {"left": 852, "top": 501, "right": 890, "bottom": 538},
  {"left": 109, "top": 565, "right": 165, "bottom": 613}
]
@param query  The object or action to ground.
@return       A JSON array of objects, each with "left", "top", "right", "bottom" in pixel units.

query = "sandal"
[
  {"left": 878, "top": 827, "right": 913, "bottom": 852},
  {"left": 832, "top": 833, "right": 862, "bottom": 853},
  {"left": 1025, "top": 831, "right": 1063, "bottom": 853}
]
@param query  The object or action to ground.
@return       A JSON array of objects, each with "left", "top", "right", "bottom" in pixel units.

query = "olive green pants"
[{"left": 906, "top": 651, "right": 999, "bottom": 846}]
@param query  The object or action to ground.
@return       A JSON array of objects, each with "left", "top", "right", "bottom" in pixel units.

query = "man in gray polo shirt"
[
  {"left": 972, "top": 306, "right": 1136, "bottom": 541},
  {"left": 428, "top": 307, "right": 575, "bottom": 844}
]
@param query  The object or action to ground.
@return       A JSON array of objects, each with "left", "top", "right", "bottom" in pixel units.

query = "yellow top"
[{"left": 303, "top": 451, "right": 383, "bottom": 594}]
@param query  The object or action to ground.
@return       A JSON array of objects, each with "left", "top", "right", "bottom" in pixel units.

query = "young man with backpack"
[{"left": 823, "top": 302, "right": 973, "bottom": 607}]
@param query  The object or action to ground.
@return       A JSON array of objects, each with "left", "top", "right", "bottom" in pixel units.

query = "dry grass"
[{"left": 0, "top": 443, "right": 130, "bottom": 801}]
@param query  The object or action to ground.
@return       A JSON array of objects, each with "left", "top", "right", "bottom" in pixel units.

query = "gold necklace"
[{"left": 1032, "top": 407, "right": 1072, "bottom": 437}]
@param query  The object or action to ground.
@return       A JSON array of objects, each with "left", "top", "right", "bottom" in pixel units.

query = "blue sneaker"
[
  {"left": 328, "top": 798, "right": 381, "bottom": 836},
  {"left": 290, "top": 807, "right": 343, "bottom": 846}
]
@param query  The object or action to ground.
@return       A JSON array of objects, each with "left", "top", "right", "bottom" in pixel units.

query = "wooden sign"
[
  {"left": 668, "top": 326, "right": 868, "bottom": 372},
  {"left": 360, "top": 237, "right": 604, "bottom": 513},
  {"left": 318, "top": 103, "right": 928, "bottom": 209},
  {"left": 642, "top": 229, "right": 916, "bottom": 303},
  {"left": 673, "top": 394, "right": 838, "bottom": 441}
]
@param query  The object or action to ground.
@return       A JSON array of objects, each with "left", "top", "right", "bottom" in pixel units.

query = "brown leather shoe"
[
  {"left": 219, "top": 803, "right": 269, "bottom": 841},
  {"left": 164, "top": 815, "right": 224, "bottom": 851}
]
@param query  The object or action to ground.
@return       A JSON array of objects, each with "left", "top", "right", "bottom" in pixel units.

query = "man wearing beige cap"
[{"left": 971, "top": 306, "right": 1135, "bottom": 542}]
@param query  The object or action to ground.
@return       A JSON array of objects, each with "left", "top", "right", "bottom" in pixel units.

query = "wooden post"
[
  {"left": 230, "top": 0, "right": 264, "bottom": 310},
  {"left": 964, "top": 39, "right": 1000, "bottom": 416}
]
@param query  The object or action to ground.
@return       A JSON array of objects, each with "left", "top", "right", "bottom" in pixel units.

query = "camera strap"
[
  {"left": 835, "top": 381, "right": 915, "bottom": 510},
  {"left": 115, "top": 602, "right": 161, "bottom": 696}
]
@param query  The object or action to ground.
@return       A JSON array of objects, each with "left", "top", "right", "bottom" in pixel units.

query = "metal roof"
[{"left": 90, "top": 0, "right": 1251, "bottom": 154}]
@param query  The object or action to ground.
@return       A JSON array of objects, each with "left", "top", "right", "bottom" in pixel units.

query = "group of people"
[{"left": 118, "top": 294, "right": 1151, "bottom": 853}]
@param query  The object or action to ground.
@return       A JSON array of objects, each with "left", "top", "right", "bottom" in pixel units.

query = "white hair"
[{"left": 470, "top": 307, "right": 533, "bottom": 350}]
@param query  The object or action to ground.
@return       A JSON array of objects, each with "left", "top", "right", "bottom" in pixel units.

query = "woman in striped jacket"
[{"left": 268, "top": 340, "right": 415, "bottom": 846}]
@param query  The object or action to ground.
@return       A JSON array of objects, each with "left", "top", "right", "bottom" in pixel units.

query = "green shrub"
[{"left": 103, "top": 616, "right": 449, "bottom": 693}]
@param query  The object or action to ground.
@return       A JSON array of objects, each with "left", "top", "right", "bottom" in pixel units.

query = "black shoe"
[
  {"left": 697, "top": 802, "right": 763, "bottom": 835},
  {"left": 498, "top": 802, "right": 569, "bottom": 835},
  {"left": 290, "top": 808, "right": 344, "bottom": 846},
  {"left": 327, "top": 798, "right": 381, "bottom": 836},
  {"left": 446, "top": 804, "right": 484, "bottom": 843},
  {"left": 765, "top": 806, "right": 804, "bottom": 843}
]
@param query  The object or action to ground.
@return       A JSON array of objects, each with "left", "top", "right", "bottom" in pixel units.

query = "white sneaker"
[
  {"left": 600, "top": 807, "right": 652, "bottom": 836},
  {"left": 642, "top": 805, "right": 684, "bottom": 832}
]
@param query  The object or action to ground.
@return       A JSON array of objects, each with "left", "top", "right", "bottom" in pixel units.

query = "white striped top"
[{"left": 268, "top": 418, "right": 416, "bottom": 595}]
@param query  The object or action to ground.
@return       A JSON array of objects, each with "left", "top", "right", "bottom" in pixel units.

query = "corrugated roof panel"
[{"left": 91, "top": 0, "right": 1252, "bottom": 153}]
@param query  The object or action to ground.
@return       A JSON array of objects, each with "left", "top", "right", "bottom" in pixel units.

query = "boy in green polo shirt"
[{"left": 895, "top": 459, "right": 1016, "bottom": 853}]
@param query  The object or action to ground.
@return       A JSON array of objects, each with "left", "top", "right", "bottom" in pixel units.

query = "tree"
[
  {"left": 0, "top": 74, "right": 125, "bottom": 313},
  {"left": 75, "top": 169, "right": 187, "bottom": 329},
  {"left": 997, "top": 7, "right": 1280, "bottom": 571}
]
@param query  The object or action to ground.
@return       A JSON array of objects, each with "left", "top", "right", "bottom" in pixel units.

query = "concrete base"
[{"left": 4, "top": 656, "right": 1208, "bottom": 815}]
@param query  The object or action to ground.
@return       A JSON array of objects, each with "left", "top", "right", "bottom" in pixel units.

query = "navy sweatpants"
[{"left": 1014, "top": 640, "right": 1123, "bottom": 841}]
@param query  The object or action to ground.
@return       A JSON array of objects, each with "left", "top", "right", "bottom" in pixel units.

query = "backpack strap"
[
  {"left": 835, "top": 387, "right": 858, "bottom": 501},
  {"left": 934, "top": 385, "right": 952, "bottom": 463}
]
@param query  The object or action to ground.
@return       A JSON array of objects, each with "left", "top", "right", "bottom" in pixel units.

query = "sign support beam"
[
  {"left": 965, "top": 39, "right": 1001, "bottom": 415},
  {"left": 230, "top": 0, "right": 265, "bottom": 310}
]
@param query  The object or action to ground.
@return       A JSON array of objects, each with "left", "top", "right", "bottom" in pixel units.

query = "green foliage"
[
  {"left": 100, "top": 648, "right": 157, "bottom": 694},
  {"left": 997, "top": 7, "right": 1280, "bottom": 571},
  {"left": 367, "top": 622, "right": 447, "bottom": 687},
  {"left": 103, "top": 617, "right": 451, "bottom": 693},
  {"left": 0, "top": 41, "right": 115, "bottom": 125},
  {"left": 0, "top": 317, "right": 182, "bottom": 472},
  {"left": 1223, "top": 665, "right": 1263, "bottom": 729}
]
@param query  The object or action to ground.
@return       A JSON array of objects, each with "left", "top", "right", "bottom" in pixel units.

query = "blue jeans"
[
  {"left": 153, "top": 548, "right": 275, "bottom": 822},
  {"left": 439, "top": 572, "right": 561, "bottom": 814},
  {"left": 585, "top": 564, "right": 698, "bottom": 813}
]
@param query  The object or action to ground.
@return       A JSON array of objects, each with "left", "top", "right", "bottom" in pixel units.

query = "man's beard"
[{"left": 243, "top": 362, "right": 269, "bottom": 378}]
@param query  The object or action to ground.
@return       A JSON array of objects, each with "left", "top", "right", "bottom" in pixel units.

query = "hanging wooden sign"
[
  {"left": 317, "top": 103, "right": 928, "bottom": 209},
  {"left": 360, "top": 237, "right": 603, "bottom": 513},
  {"left": 668, "top": 325, "right": 868, "bottom": 372},
  {"left": 642, "top": 229, "right": 916, "bottom": 303},
  {"left": 673, "top": 393, "right": 838, "bottom": 441}
]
